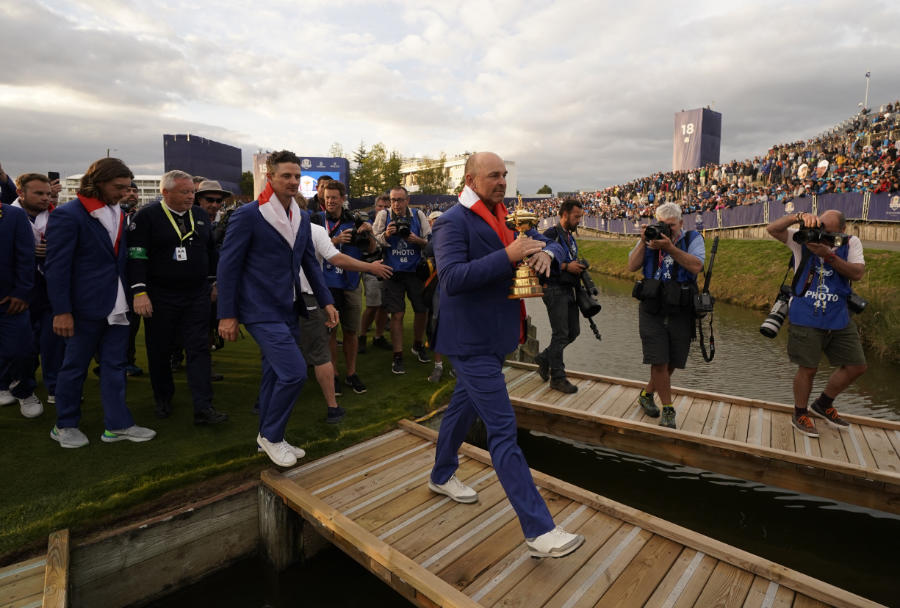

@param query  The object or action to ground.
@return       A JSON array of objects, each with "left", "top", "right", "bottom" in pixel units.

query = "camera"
[
  {"left": 575, "top": 260, "right": 602, "bottom": 318},
  {"left": 760, "top": 285, "right": 792, "bottom": 338},
  {"left": 848, "top": 291, "right": 868, "bottom": 314},
  {"left": 644, "top": 221, "right": 672, "bottom": 241},
  {"left": 393, "top": 216, "right": 411, "bottom": 239},
  {"left": 349, "top": 211, "right": 372, "bottom": 248},
  {"left": 793, "top": 226, "right": 845, "bottom": 247},
  {"left": 693, "top": 291, "right": 714, "bottom": 318}
]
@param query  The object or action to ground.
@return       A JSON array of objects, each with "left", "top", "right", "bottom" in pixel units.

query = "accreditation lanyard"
[{"left": 162, "top": 205, "right": 195, "bottom": 243}]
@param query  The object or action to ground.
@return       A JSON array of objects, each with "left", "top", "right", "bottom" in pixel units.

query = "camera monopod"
[{"left": 696, "top": 236, "right": 719, "bottom": 362}]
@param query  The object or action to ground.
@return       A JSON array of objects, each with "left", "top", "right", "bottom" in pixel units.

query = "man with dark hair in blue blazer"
[
  {"left": 217, "top": 150, "right": 337, "bottom": 468},
  {"left": 0, "top": 201, "right": 38, "bottom": 418},
  {"left": 45, "top": 158, "right": 157, "bottom": 448},
  {"left": 428, "top": 151, "right": 585, "bottom": 558}
]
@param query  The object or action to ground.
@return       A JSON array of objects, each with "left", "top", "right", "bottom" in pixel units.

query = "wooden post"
[
  {"left": 258, "top": 483, "right": 301, "bottom": 571},
  {"left": 43, "top": 528, "right": 69, "bottom": 608}
]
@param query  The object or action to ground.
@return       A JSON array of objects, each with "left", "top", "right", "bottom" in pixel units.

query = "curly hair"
[{"left": 78, "top": 158, "right": 133, "bottom": 198}]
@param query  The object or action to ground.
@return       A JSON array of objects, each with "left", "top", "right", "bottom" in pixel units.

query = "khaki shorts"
[
  {"left": 787, "top": 320, "right": 867, "bottom": 368},
  {"left": 363, "top": 273, "right": 384, "bottom": 308},
  {"left": 298, "top": 294, "right": 331, "bottom": 366},
  {"left": 330, "top": 284, "right": 362, "bottom": 333}
]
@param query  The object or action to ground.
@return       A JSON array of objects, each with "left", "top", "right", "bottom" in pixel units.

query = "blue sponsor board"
[
  {"left": 868, "top": 192, "right": 900, "bottom": 222},
  {"left": 299, "top": 157, "right": 349, "bottom": 199},
  {"left": 163, "top": 134, "right": 242, "bottom": 194}
]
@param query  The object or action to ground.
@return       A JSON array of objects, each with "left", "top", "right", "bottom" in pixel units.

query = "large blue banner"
[
  {"left": 723, "top": 204, "right": 765, "bottom": 227},
  {"left": 163, "top": 134, "right": 242, "bottom": 194},
  {"left": 672, "top": 108, "right": 722, "bottom": 171},
  {"left": 818, "top": 192, "right": 865, "bottom": 220},
  {"left": 868, "top": 193, "right": 900, "bottom": 222}
]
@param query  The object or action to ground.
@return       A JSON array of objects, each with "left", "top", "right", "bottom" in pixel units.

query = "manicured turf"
[{"left": 0, "top": 314, "right": 454, "bottom": 559}]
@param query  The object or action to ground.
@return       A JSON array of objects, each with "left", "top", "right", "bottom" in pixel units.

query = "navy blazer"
[
  {"left": 216, "top": 201, "right": 333, "bottom": 324},
  {"left": 44, "top": 199, "right": 127, "bottom": 320},
  {"left": 433, "top": 203, "right": 563, "bottom": 356},
  {"left": 0, "top": 204, "right": 35, "bottom": 312}
]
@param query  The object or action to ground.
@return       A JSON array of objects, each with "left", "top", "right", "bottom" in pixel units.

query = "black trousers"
[
  {"left": 540, "top": 284, "right": 580, "bottom": 379},
  {"left": 127, "top": 312, "right": 141, "bottom": 366},
  {"left": 145, "top": 285, "right": 212, "bottom": 412}
]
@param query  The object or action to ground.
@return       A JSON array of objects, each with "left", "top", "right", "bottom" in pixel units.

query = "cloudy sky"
[{"left": 1, "top": 0, "right": 898, "bottom": 193}]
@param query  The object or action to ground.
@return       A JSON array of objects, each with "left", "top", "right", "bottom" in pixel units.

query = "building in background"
[
  {"left": 672, "top": 108, "right": 722, "bottom": 171},
  {"left": 60, "top": 175, "right": 161, "bottom": 207},
  {"left": 163, "top": 134, "right": 242, "bottom": 194},
  {"left": 251, "top": 153, "right": 350, "bottom": 200},
  {"left": 399, "top": 154, "right": 517, "bottom": 196}
]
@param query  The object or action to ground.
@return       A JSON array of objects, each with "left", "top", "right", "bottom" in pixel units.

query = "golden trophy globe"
[{"left": 507, "top": 197, "right": 544, "bottom": 299}]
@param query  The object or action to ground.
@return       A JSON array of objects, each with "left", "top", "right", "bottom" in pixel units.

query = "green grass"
[
  {"left": 0, "top": 314, "right": 450, "bottom": 559},
  {"left": 579, "top": 237, "right": 900, "bottom": 361}
]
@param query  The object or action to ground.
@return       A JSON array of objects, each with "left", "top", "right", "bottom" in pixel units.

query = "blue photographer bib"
[
  {"left": 788, "top": 240, "right": 851, "bottom": 330},
  {"left": 318, "top": 211, "right": 361, "bottom": 290},
  {"left": 384, "top": 209, "right": 422, "bottom": 272},
  {"left": 641, "top": 230, "right": 702, "bottom": 283}
]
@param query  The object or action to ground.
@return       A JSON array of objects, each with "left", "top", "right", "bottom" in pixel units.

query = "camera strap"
[
  {"left": 698, "top": 312, "right": 715, "bottom": 362},
  {"left": 789, "top": 247, "right": 813, "bottom": 297}
]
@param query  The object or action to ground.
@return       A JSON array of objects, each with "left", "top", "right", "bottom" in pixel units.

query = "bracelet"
[
  {"left": 824, "top": 253, "right": 836, "bottom": 265},
  {"left": 796, "top": 213, "right": 803, "bottom": 223},
  {"left": 134, "top": 291, "right": 147, "bottom": 297}
]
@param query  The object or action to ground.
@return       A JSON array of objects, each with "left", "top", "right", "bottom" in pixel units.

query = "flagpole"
[{"left": 864, "top": 71, "right": 870, "bottom": 111}]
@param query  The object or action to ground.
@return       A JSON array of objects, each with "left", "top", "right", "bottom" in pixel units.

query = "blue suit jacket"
[
  {"left": 44, "top": 199, "right": 127, "bottom": 320},
  {"left": 433, "top": 203, "right": 563, "bottom": 356},
  {"left": 0, "top": 204, "right": 35, "bottom": 312},
  {"left": 216, "top": 201, "right": 333, "bottom": 324}
]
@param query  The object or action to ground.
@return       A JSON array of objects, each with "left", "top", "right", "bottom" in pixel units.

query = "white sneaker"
[
  {"left": 258, "top": 442, "right": 306, "bottom": 459},
  {"left": 526, "top": 526, "right": 585, "bottom": 558},
  {"left": 257, "top": 434, "right": 297, "bottom": 467},
  {"left": 428, "top": 474, "right": 478, "bottom": 503},
  {"left": 18, "top": 394, "right": 43, "bottom": 418},
  {"left": 50, "top": 425, "right": 89, "bottom": 448},
  {"left": 47, "top": 394, "right": 56, "bottom": 405},
  {"left": 0, "top": 390, "right": 16, "bottom": 406},
  {"left": 101, "top": 425, "right": 157, "bottom": 443}
]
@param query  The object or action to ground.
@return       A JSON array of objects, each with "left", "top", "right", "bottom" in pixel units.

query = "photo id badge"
[{"left": 174, "top": 246, "right": 188, "bottom": 261}]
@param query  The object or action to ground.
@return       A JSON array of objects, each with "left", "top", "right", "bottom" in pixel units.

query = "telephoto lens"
[{"left": 760, "top": 287, "right": 791, "bottom": 338}]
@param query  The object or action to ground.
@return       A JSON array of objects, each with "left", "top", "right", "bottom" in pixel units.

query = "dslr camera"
[
  {"left": 393, "top": 216, "right": 412, "bottom": 239},
  {"left": 349, "top": 211, "right": 372, "bottom": 248},
  {"left": 760, "top": 285, "right": 791, "bottom": 338},
  {"left": 644, "top": 221, "right": 672, "bottom": 241},
  {"left": 574, "top": 259, "right": 602, "bottom": 318},
  {"left": 793, "top": 225, "right": 846, "bottom": 247}
]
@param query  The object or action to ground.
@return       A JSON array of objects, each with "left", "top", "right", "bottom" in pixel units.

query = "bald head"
[{"left": 464, "top": 151, "right": 507, "bottom": 208}]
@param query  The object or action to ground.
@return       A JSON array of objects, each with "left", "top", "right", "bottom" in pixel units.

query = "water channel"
[{"left": 155, "top": 275, "right": 898, "bottom": 607}]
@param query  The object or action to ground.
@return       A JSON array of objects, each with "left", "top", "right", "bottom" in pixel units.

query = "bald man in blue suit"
[{"left": 428, "top": 152, "right": 585, "bottom": 558}]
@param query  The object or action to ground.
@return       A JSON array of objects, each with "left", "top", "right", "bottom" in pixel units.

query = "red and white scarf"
[
  {"left": 78, "top": 195, "right": 129, "bottom": 325},
  {"left": 458, "top": 186, "right": 527, "bottom": 343},
  {"left": 258, "top": 183, "right": 301, "bottom": 246},
  {"left": 11, "top": 198, "right": 53, "bottom": 246}
]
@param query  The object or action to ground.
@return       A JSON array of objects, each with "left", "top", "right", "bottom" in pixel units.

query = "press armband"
[{"left": 128, "top": 246, "right": 148, "bottom": 260}]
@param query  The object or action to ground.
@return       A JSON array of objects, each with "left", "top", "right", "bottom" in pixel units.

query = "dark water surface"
[{"left": 155, "top": 276, "right": 898, "bottom": 607}]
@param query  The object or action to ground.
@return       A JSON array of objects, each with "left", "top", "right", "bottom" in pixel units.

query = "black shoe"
[
  {"left": 155, "top": 401, "right": 172, "bottom": 419},
  {"left": 358, "top": 335, "right": 367, "bottom": 354},
  {"left": 638, "top": 392, "right": 660, "bottom": 417},
  {"left": 334, "top": 377, "right": 343, "bottom": 397},
  {"left": 392, "top": 357, "right": 406, "bottom": 375},
  {"left": 326, "top": 405, "right": 346, "bottom": 424},
  {"left": 372, "top": 336, "right": 391, "bottom": 350},
  {"left": 194, "top": 406, "right": 228, "bottom": 425},
  {"left": 810, "top": 400, "right": 850, "bottom": 429},
  {"left": 411, "top": 346, "right": 431, "bottom": 363},
  {"left": 125, "top": 364, "right": 143, "bottom": 377},
  {"left": 549, "top": 377, "right": 578, "bottom": 394},
  {"left": 346, "top": 374, "right": 367, "bottom": 394},
  {"left": 534, "top": 353, "right": 549, "bottom": 382},
  {"left": 210, "top": 372, "right": 224, "bottom": 382}
]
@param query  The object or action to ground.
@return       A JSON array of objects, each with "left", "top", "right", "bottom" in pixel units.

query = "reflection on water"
[
  {"left": 526, "top": 276, "right": 900, "bottom": 421},
  {"left": 520, "top": 430, "right": 898, "bottom": 606}
]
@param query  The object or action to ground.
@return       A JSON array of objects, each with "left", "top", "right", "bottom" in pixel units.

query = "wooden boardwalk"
[
  {"left": 262, "top": 420, "right": 882, "bottom": 608},
  {"left": 504, "top": 362, "right": 900, "bottom": 516},
  {"left": 0, "top": 529, "right": 68, "bottom": 608}
]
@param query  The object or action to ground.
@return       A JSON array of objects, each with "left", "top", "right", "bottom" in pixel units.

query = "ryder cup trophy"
[{"left": 507, "top": 198, "right": 544, "bottom": 299}]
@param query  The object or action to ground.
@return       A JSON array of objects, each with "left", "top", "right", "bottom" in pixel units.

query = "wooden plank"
[
  {"left": 502, "top": 367, "right": 529, "bottom": 384},
  {"left": 770, "top": 412, "right": 796, "bottom": 454},
  {"left": 594, "top": 534, "right": 683, "bottom": 607},
  {"left": 703, "top": 402, "right": 731, "bottom": 438},
  {"left": 747, "top": 407, "right": 772, "bottom": 447},
  {"left": 508, "top": 374, "right": 547, "bottom": 399},
  {"left": 792, "top": 595, "right": 832, "bottom": 608},
  {"left": 644, "top": 549, "right": 717, "bottom": 608},
  {"left": 262, "top": 469, "right": 483, "bottom": 608},
  {"left": 816, "top": 425, "right": 849, "bottom": 464},
  {"left": 792, "top": 430, "right": 822, "bottom": 459},
  {"left": 0, "top": 558, "right": 44, "bottom": 608},
  {"left": 842, "top": 425, "right": 876, "bottom": 470},
  {"left": 564, "top": 381, "right": 613, "bottom": 412},
  {"left": 680, "top": 398, "right": 712, "bottom": 435},
  {"left": 596, "top": 386, "right": 642, "bottom": 419},
  {"left": 42, "top": 529, "right": 68, "bottom": 608},
  {"left": 584, "top": 384, "right": 626, "bottom": 414},
  {"left": 399, "top": 420, "right": 885, "bottom": 608},
  {"left": 504, "top": 361, "right": 900, "bottom": 432},
  {"left": 887, "top": 430, "right": 900, "bottom": 464},
  {"left": 724, "top": 404, "right": 751, "bottom": 443},
  {"left": 298, "top": 434, "right": 431, "bottom": 490},
  {"left": 286, "top": 428, "right": 407, "bottom": 479},
  {"left": 693, "top": 561, "right": 755, "bottom": 608},
  {"left": 741, "top": 575, "right": 794, "bottom": 608},
  {"left": 538, "top": 524, "right": 652, "bottom": 608},
  {"left": 860, "top": 426, "right": 900, "bottom": 473}
]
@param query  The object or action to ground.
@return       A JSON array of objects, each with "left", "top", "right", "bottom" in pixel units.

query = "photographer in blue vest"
[
  {"left": 372, "top": 186, "right": 431, "bottom": 375},
  {"left": 316, "top": 180, "right": 377, "bottom": 395},
  {"left": 766, "top": 210, "right": 866, "bottom": 437},
  {"left": 627, "top": 202, "right": 705, "bottom": 429}
]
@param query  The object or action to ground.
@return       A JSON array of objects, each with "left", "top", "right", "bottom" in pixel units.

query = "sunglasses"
[{"left": 201, "top": 197, "right": 224, "bottom": 204}]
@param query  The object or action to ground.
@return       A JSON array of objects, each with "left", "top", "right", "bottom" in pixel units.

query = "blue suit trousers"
[
  {"left": 246, "top": 321, "right": 307, "bottom": 443},
  {"left": 431, "top": 353, "right": 554, "bottom": 538},
  {"left": 56, "top": 319, "right": 134, "bottom": 430}
]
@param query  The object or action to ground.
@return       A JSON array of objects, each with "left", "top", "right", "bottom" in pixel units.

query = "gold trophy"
[{"left": 507, "top": 197, "right": 544, "bottom": 299}]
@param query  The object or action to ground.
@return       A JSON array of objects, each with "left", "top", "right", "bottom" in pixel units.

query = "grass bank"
[
  {"left": 578, "top": 237, "right": 900, "bottom": 361},
  {"left": 1, "top": 315, "right": 450, "bottom": 560}
]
